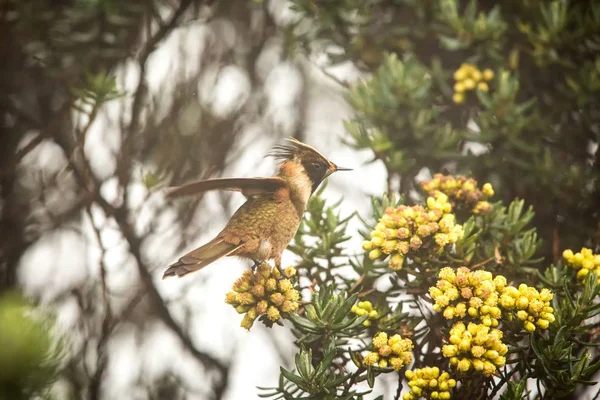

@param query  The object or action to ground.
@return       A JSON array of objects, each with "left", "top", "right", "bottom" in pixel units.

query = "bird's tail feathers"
[{"left": 162, "top": 238, "right": 242, "bottom": 279}]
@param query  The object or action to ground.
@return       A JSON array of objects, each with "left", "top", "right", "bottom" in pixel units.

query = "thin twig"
[
  {"left": 137, "top": 0, "right": 193, "bottom": 65},
  {"left": 348, "top": 273, "right": 366, "bottom": 294},
  {"left": 470, "top": 257, "right": 494, "bottom": 270},
  {"left": 84, "top": 206, "right": 112, "bottom": 400},
  {"left": 393, "top": 372, "right": 403, "bottom": 400},
  {"left": 73, "top": 104, "right": 100, "bottom": 181},
  {"left": 488, "top": 365, "right": 519, "bottom": 399},
  {"left": 14, "top": 132, "right": 46, "bottom": 163},
  {"left": 341, "top": 366, "right": 365, "bottom": 396},
  {"left": 358, "top": 288, "right": 376, "bottom": 297},
  {"left": 592, "top": 386, "right": 600, "bottom": 400},
  {"left": 301, "top": 56, "right": 350, "bottom": 89},
  {"left": 85, "top": 206, "right": 112, "bottom": 324}
]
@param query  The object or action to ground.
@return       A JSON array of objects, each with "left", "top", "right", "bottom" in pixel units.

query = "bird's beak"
[{"left": 327, "top": 162, "right": 353, "bottom": 176}]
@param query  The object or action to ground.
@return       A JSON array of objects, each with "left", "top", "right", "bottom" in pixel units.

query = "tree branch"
[{"left": 118, "top": 0, "right": 194, "bottom": 203}]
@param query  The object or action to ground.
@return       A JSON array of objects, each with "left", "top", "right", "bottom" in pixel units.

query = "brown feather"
[
  {"left": 164, "top": 177, "right": 289, "bottom": 199},
  {"left": 162, "top": 237, "right": 243, "bottom": 279},
  {"left": 268, "top": 137, "right": 329, "bottom": 164}
]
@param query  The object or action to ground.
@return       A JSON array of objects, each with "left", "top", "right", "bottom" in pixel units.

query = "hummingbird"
[{"left": 162, "top": 137, "right": 351, "bottom": 279}]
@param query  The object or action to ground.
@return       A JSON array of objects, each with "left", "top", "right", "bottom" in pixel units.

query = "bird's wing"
[{"left": 164, "top": 177, "right": 289, "bottom": 200}]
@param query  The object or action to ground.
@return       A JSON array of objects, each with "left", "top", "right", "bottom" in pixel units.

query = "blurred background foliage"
[
  {"left": 2, "top": 0, "right": 312, "bottom": 398},
  {"left": 0, "top": 291, "right": 62, "bottom": 400},
  {"left": 1, "top": 0, "right": 599, "bottom": 399}
]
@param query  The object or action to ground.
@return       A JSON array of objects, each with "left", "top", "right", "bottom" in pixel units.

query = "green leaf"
[
  {"left": 289, "top": 313, "right": 320, "bottom": 331},
  {"left": 296, "top": 346, "right": 314, "bottom": 379},
  {"left": 333, "top": 293, "right": 358, "bottom": 324},
  {"left": 280, "top": 367, "right": 308, "bottom": 391},
  {"left": 366, "top": 367, "right": 375, "bottom": 388}
]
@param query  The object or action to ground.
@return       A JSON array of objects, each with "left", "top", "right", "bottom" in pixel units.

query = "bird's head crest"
[
  {"left": 268, "top": 137, "right": 329, "bottom": 163},
  {"left": 268, "top": 137, "right": 352, "bottom": 192}
]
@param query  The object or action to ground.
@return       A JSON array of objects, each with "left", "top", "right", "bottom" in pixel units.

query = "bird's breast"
[
  {"left": 221, "top": 197, "right": 302, "bottom": 260},
  {"left": 256, "top": 239, "right": 273, "bottom": 260}
]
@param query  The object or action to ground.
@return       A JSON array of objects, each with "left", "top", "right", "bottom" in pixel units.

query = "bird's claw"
[
  {"left": 251, "top": 260, "right": 261, "bottom": 272},
  {"left": 250, "top": 260, "right": 283, "bottom": 275}
]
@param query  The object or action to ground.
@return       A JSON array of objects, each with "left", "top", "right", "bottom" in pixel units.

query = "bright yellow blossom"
[
  {"left": 463, "top": 78, "right": 476, "bottom": 90},
  {"left": 477, "top": 82, "right": 489, "bottom": 92},
  {"left": 452, "top": 64, "right": 495, "bottom": 104},
  {"left": 363, "top": 332, "right": 413, "bottom": 371},
  {"left": 351, "top": 300, "right": 379, "bottom": 327},
  {"left": 432, "top": 267, "right": 554, "bottom": 334},
  {"left": 363, "top": 198, "right": 463, "bottom": 271},
  {"left": 442, "top": 322, "right": 507, "bottom": 377},
  {"left": 499, "top": 283, "right": 554, "bottom": 332},
  {"left": 453, "top": 92, "right": 465, "bottom": 104},
  {"left": 225, "top": 263, "right": 299, "bottom": 330},
  {"left": 430, "top": 267, "right": 502, "bottom": 327},
  {"left": 420, "top": 174, "right": 495, "bottom": 215},
  {"left": 403, "top": 367, "right": 456, "bottom": 400},
  {"left": 563, "top": 247, "right": 600, "bottom": 284},
  {"left": 482, "top": 69, "right": 495, "bottom": 81},
  {"left": 454, "top": 82, "right": 466, "bottom": 92}
]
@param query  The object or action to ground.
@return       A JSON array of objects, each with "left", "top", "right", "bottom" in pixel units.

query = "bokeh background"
[{"left": 1, "top": 1, "right": 386, "bottom": 399}]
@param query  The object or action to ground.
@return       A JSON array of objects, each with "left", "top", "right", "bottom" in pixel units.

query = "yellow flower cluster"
[
  {"left": 442, "top": 322, "right": 507, "bottom": 377},
  {"left": 403, "top": 367, "right": 456, "bottom": 400},
  {"left": 452, "top": 63, "right": 495, "bottom": 104},
  {"left": 420, "top": 174, "right": 494, "bottom": 215},
  {"left": 363, "top": 332, "right": 413, "bottom": 371},
  {"left": 499, "top": 284, "right": 555, "bottom": 332},
  {"left": 351, "top": 300, "right": 379, "bottom": 327},
  {"left": 563, "top": 248, "right": 600, "bottom": 282},
  {"left": 429, "top": 267, "right": 504, "bottom": 327},
  {"left": 430, "top": 267, "right": 555, "bottom": 333},
  {"left": 362, "top": 195, "right": 464, "bottom": 271},
  {"left": 225, "top": 263, "right": 299, "bottom": 330}
]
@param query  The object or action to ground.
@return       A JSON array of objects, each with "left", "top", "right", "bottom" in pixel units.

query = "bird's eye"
[{"left": 311, "top": 162, "right": 323, "bottom": 170}]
